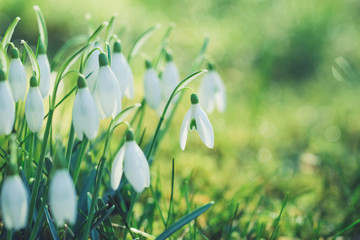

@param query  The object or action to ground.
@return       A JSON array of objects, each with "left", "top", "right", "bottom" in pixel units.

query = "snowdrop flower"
[
  {"left": 0, "top": 70, "right": 15, "bottom": 135},
  {"left": 49, "top": 169, "right": 77, "bottom": 226},
  {"left": 38, "top": 43, "right": 51, "bottom": 98},
  {"left": 84, "top": 44, "right": 101, "bottom": 93},
  {"left": 8, "top": 47, "right": 26, "bottom": 102},
  {"left": 25, "top": 76, "right": 45, "bottom": 133},
  {"left": 95, "top": 52, "right": 122, "bottom": 119},
  {"left": 161, "top": 52, "right": 180, "bottom": 102},
  {"left": 199, "top": 63, "right": 226, "bottom": 113},
  {"left": 1, "top": 174, "right": 28, "bottom": 230},
  {"left": 111, "top": 40, "right": 134, "bottom": 99},
  {"left": 72, "top": 74, "right": 99, "bottom": 140},
  {"left": 180, "top": 94, "right": 214, "bottom": 150},
  {"left": 111, "top": 129, "right": 150, "bottom": 193},
  {"left": 143, "top": 60, "right": 162, "bottom": 109}
]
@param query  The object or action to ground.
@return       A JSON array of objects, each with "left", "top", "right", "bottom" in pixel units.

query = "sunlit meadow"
[{"left": 1, "top": 0, "right": 360, "bottom": 239}]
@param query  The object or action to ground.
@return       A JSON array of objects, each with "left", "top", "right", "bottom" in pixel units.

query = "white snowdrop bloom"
[
  {"left": 49, "top": 169, "right": 77, "bottom": 226},
  {"left": 1, "top": 174, "right": 28, "bottom": 230},
  {"left": 72, "top": 75, "right": 99, "bottom": 140},
  {"left": 84, "top": 44, "right": 101, "bottom": 93},
  {"left": 180, "top": 94, "right": 214, "bottom": 150},
  {"left": 143, "top": 60, "right": 162, "bottom": 109},
  {"left": 95, "top": 53, "right": 122, "bottom": 119},
  {"left": 25, "top": 76, "right": 45, "bottom": 133},
  {"left": 0, "top": 70, "right": 15, "bottom": 135},
  {"left": 111, "top": 41, "right": 134, "bottom": 99},
  {"left": 161, "top": 52, "right": 180, "bottom": 102},
  {"left": 199, "top": 63, "right": 226, "bottom": 114},
  {"left": 37, "top": 43, "right": 51, "bottom": 99},
  {"left": 111, "top": 129, "right": 150, "bottom": 193},
  {"left": 8, "top": 47, "right": 26, "bottom": 102}
]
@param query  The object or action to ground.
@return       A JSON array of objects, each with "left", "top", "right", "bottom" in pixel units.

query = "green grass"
[{"left": 1, "top": 0, "right": 360, "bottom": 239}]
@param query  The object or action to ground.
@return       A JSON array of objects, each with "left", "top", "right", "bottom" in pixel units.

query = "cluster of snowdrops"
[{"left": 0, "top": 6, "right": 226, "bottom": 239}]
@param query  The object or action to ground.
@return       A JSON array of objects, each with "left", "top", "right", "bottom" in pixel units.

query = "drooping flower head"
[
  {"left": 95, "top": 52, "right": 122, "bottom": 119},
  {"left": 111, "top": 129, "right": 150, "bottom": 193},
  {"left": 1, "top": 173, "right": 29, "bottom": 230},
  {"left": 37, "top": 42, "right": 51, "bottom": 98},
  {"left": 49, "top": 169, "right": 77, "bottom": 226},
  {"left": 72, "top": 74, "right": 99, "bottom": 140},
  {"left": 180, "top": 94, "right": 214, "bottom": 150},
  {"left": 0, "top": 69, "right": 15, "bottom": 135},
  {"left": 111, "top": 40, "right": 134, "bottom": 99},
  {"left": 199, "top": 63, "right": 226, "bottom": 114},
  {"left": 84, "top": 43, "right": 101, "bottom": 93},
  {"left": 161, "top": 51, "right": 180, "bottom": 102},
  {"left": 8, "top": 46, "right": 27, "bottom": 102},
  {"left": 143, "top": 60, "right": 162, "bottom": 110},
  {"left": 25, "top": 76, "right": 45, "bottom": 133}
]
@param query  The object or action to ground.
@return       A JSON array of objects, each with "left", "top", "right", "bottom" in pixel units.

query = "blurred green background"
[{"left": 2, "top": 0, "right": 360, "bottom": 238}]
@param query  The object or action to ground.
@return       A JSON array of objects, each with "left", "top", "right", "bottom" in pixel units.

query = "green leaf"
[
  {"left": 270, "top": 193, "right": 288, "bottom": 240},
  {"left": 128, "top": 24, "right": 161, "bottom": 63},
  {"left": 98, "top": 198, "right": 116, "bottom": 240},
  {"left": 105, "top": 14, "right": 117, "bottom": 41},
  {"left": 0, "top": 46, "right": 7, "bottom": 70},
  {"left": 2, "top": 16, "right": 21, "bottom": 50},
  {"left": 110, "top": 103, "right": 141, "bottom": 131},
  {"left": 191, "top": 36, "right": 209, "bottom": 72},
  {"left": 174, "top": 69, "right": 207, "bottom": 97},
  {"left": 87, "top": 21, "right": 108, "bottom": 44},
  {"left": 44, "top": 205, "right": 60, "bottom": 240},
  {"left": 156, "top": 201, "right": 214, "bottom": 240},
  {"left": 33, "top": 6, "right": 48, "bottom": 50},
  {"left": 90, "top": 205, "right": 115, "bottom": 232},
  {"left": 21, "top": 40, "right": 40, "bottom": 81}
]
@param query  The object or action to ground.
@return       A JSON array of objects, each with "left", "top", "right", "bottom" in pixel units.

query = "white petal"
[
  {"left": 38, "top": 54, "right": 51, "bottom": 98},
  {"left": 25, "top": 87, "right": 45, "bottom": 133},
  {"left": 194, "top": 104, "right": 214, "bottom": 148},
  {"left": 0, "top": 82, "right": 15, "bottom": 135},
  {"left": 49, "top": 170, "right": 77, "bottom": 226},
  {"left": 144, "top": 69, "right": 162, "bottom": 109},
  {"left": 72, "top": 88, "right": 99, "bottom": 140},
  {"left": 1, "top": 175, "right": 28, "bottom": 230},
  {"left": 110, "top": 146, "right": 125, "bottom": 190},
  {"left": 199, "top": 73, "right": 215, "bottom": 114},
  {"left": 161, "top": 62, "right": 180, "bottom": 101},
  {"left": 212, "top": 71, "right": 226, "bottom": 112},
  {"left": 179, "top": 109, "right": 191, "bottom": 151},
  {"left": 124, "top": 141, "right": 150, "bottom": 193},
  {"left": 95, "top": 66, "right": 117, "bottom": 118},
  {"left": 8, "top": 58, "right": 27, "bottom": 102},
  {"left": 111, "top": 52, "right": 134, "bottom": 99},
  {"left": 84, "top": 49, "right": 100, "bottom": 93}
]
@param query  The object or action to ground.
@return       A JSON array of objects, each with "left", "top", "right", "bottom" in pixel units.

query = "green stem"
[
  {"left": 66, "top": 124, "right": 75, "bottom": 169},
  {"left": 82, "top": 126, "right": 112, "bottom": 240},
  {"left": 73, "top": 137, "right": 89, "bottom": 184},
  {"left": 6, "top": 230, "right": 13, "bottom": 240},
  {"left": 26, "top": 110, "right": 53, "bottom": 229},
  {"left": 25, "top": 132, "right": 35, "bottom": 179}
]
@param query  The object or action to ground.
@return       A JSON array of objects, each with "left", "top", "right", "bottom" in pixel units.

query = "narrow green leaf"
[
  {"left": 90, "top": 205, "right": 115, "bottom": 231},
  {"left": 165, "top": 158, "right": 175, "bottom": 227},
  {"left": 174, "top": 69, "right": 207, "bottom": 96},
  {"left": 44, "top": 205, "right": 60, "bottom": 240},
  {"left": 105, "top": 14, "right": 117, "bottom": 41},
  {"left": 0, "top": 46, "right": 7, "bottom": 70},
  {"left": 2, "top": 16, "right": 21, "bottom": 50},
  {"left": 156, "top": 201, "right": 214, "bottom": 240},
  {"left": 270, "top": 193, "right": 288, "bottom": 240},
  {"left": 98, "top": 198, "right": 116, "bottom": 240},
  {"left": 191, "top": 36, "right": 209, "bottom": 72},
  {"left": 21, "top": 40, "right": 40, "bottom": 81},
  {"left": 332, "top": 219, "right": 360, "bottom": 239},
  {"left": 128, "top": 24, "right": 161, "bottom": 63},
  {"left": 87, "top": 22, "right": 108, "bottom": 44},
  {"left": 33, "top": 6, "right": 48, "bottom": 50}
]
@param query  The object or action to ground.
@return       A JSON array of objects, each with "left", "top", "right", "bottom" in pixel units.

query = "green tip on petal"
[
  {"left": 126, "top": 129, "right": 135, "bottom": 141},
  {"left": 38, "top": 42, "right": 46, "bottom": 54},
  {"left": 145, "top": 60, "right": 152, "bottom": 69},
  {"left": 8, "top": 163, "right": 18, "bottom": 176},
  {"left": 114, "top": 40, "right": 122, "bottom": 53},
  {"left": 10, "top": 48, "right": 19, "bottom": 59},
  {"left": 0, "top": 69, "right": 6, "bottom": 81},
  {"left": 165, "top": 51, "right": 173, "bottom": 62},
  {"left": 77, "top": 75, "right": 87, "bottom": 88},
  {"left": 208, "top": 62, "right": 215, "bottom": 70},
  {"left": 191, "top": 94, "right": 199, "bottom": 104},
  {"left": 30, "top": 76, "right": 38, "bottom": 87},
  {"left": 99, "top": 53, "right": 108, "bottom": 67}
]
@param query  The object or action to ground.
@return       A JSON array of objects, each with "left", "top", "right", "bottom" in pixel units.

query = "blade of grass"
[
  {"left": 2, "top": 16, "right": 21, "bottom": 50},
  {"left": 33, "top": 6, "right": 48, "bottom": 50},
  {"left": 156, "top": 201, "right": 214, "bottom": 240},
  {"left": 270, "top": 193, "right": 289, "bottom": 240},
  {"left": 165, "top": 158, "right": 175, "bottom": 227}
]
